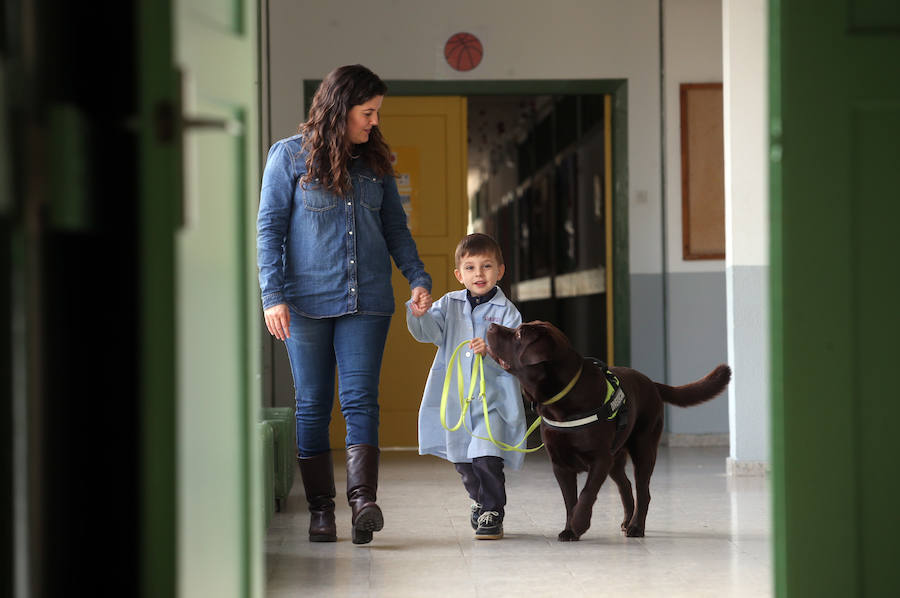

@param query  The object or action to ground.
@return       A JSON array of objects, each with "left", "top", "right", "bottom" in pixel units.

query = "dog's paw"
[
  {"left": 558, "top": 529, "right": 579, "bottom": 542},
  {"left": 624, "top": 525, "right": 645, "bottom": 537}
]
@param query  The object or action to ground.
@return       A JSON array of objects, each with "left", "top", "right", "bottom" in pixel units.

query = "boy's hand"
[
  {"left": 409, "top": 286, "right": 432, "bottom": 317},
  {"left": 469, "top": 337, "right": 487, "bottom": 356}
]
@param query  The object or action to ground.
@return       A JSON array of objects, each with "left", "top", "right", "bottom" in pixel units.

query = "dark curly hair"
[{"left": 299, "top": 64, "right": 393, "bottom": 196}]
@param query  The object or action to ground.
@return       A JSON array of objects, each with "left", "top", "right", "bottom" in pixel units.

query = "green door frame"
[
  {"left": 138, "top": 0, "right": 178, "bottom": 594},
  {"left": 304, "top": 79, "right": 631, "bottom": 366},
  {"left": 770, "top": 0, "right": 900, "bottom": 596},
  {"left": 138, "top": 0, "right": 261, "bottom": 595}
]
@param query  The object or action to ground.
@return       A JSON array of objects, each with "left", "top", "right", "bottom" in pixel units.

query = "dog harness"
[{"left": 540, "top": 358, "right": 628, "bottom": 431}]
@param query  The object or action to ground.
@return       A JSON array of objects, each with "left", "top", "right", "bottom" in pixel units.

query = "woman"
[{"left": 256, "top": 64, "right": 433, "bottom": 544}]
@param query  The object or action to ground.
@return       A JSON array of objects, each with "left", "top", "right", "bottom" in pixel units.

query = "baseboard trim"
[
  {"left": 662, "top": 433, "right": 729, "bottom": 447},
  {"left": 726, "top": 458, "right": 769, "bottom": 477}
]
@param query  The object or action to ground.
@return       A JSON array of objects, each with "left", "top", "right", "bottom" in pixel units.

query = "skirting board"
[
  {"left": 726, "top": 458, "right": 769, "bottom": 477},
  {"left": 662, "top": 433, "right": 729, "bottom": 447}
]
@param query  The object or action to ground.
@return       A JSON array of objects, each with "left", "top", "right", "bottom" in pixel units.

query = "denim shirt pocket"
[
  {"left": 300, "top": 178, "right": 338, "bottom": 211},
  {"left": 355, "top": 172, "right": 383, "bottom": 211}
]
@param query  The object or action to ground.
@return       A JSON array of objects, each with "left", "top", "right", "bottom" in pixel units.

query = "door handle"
[
  {"left": 151, "top": 103, "right": 243, "bottom": 142},
  {"left": 182, "top": 116, "right": 244, "bottom": 136},
  {"left": 153, "top": 69, "right": 243, "bottom": 229}
]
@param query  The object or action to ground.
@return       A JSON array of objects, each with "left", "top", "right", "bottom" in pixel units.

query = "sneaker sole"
[{"left": 474, "top": 531, "right": 504, "bottom": 540}]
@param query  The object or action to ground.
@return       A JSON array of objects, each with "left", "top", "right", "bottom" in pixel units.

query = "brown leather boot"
[
  {"left": 346, "top": 444, "right": 384, "bottom": 544},
  {"left": 297, "top": 452, "right": 337, "bottom": 542}
]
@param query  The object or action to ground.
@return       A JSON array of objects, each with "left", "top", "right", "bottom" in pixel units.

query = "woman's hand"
[
  {"left": 264, "top": 303, "right": 291, "bottom": 340},
  {"left": 409, "top": 286, "right": 433, "bottom": 317},
  {"left": 469, "top": 337, "right": 487, "bottom": 356}
]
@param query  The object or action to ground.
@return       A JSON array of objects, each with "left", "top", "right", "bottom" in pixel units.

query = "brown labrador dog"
[{"left": 486, "top": 320, "right": 731, "bottom": 541}]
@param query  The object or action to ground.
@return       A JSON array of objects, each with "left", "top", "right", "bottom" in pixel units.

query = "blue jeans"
[{"left": 284, "top": 310, "right": 392, "bottom": 457}]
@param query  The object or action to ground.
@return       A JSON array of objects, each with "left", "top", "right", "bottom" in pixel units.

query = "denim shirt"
[{"left": 256, "top": 134, "right": 432, "bottom": 317}]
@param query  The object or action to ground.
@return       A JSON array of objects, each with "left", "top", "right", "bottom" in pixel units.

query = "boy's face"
[{"left": 454, "top": 252, "right": 505, "bottom": 297}]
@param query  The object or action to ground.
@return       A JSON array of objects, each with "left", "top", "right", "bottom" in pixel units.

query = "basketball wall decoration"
[{"left": 444, "top": 32, "right": 483, "bottom": 72}]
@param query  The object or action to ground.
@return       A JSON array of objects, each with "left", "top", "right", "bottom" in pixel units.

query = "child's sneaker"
[
  {"left": 470, "top": 502, "right": 482, "bottom": 530},
  {"left": 475, "top": 510, "right": 503, "bottom": 540}
]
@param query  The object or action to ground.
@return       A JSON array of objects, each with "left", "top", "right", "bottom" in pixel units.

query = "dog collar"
[
  {"left": 541, "top": 360, "right": 628, "bottom": 430},
  {"left": 540, "top": 365, "right": 583, "bottom": 406}
]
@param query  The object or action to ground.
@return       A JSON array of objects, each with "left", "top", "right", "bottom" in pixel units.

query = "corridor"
[{"left": 265, "top": 446, "right": 771, "bottom": 597}]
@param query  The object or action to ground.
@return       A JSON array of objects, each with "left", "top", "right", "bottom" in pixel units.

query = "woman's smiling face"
[{"left": 346, "top": 95, "right": 383, "bottom": 145}]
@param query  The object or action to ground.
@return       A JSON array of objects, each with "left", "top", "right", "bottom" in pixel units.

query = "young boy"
[{"left": 406, "top": 233, "right": 525, "bottom": 540}]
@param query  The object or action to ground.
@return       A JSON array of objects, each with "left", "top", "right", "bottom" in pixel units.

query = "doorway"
[
  {"left": 467, "top": 93, "right": 617, "bottom": 365},
  {"left": 300, "top": 78, "right": 631, "bottom": 366}
]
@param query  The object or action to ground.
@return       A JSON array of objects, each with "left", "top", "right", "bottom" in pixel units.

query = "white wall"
[
  {"left": 723, "top": 0, "right": 769, "bottom": 472},
  {"left": 661, "top": 0, "right": 730, "bottom": 439},
  {"left": 723, "top": 0, "right": 769, "bottom": 271},
  {"left": 267, "top": 0, "right": 663, "bottom": 275},
  {"left": 664, "top": 0, "right": 725, "bottom": 275}
]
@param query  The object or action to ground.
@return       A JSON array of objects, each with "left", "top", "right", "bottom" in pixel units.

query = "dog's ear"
[
  {"left": 521, "top": 353, "right": 548, "bottom": 366},
  {"left": 520, "top": 333, "right": 556, "bottom": 366}
]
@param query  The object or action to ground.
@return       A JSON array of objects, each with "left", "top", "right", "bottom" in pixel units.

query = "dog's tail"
[{"left": 654, "top": 364, "right": 732, "bottom": 407}]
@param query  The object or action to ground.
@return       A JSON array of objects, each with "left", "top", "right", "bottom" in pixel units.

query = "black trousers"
[{"left": 454, "top": 456, "right": 506, "bottom": 517}]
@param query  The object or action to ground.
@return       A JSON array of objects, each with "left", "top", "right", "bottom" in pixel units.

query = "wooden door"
[{"left": 329, "top": 96, "right": 468, "bottom": 448}]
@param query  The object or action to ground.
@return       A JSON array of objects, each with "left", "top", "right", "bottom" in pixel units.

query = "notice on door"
[{"left": 390, "top": 147, "right": 420, "bottom": 233}]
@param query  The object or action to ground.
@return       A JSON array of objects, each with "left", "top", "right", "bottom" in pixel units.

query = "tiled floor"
[{"left": 265, "top": 446, "right": 772, "bottom": 597}]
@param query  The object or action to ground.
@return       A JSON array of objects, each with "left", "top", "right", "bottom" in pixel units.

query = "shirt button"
[
  {"left": 347, "top": 202, "right": 351, "bottom": 206},
  {"left": 350, "top": 260, "right": 355, "bottom": 264},
  {"left": 465, "top": 351, "right": 471, "bottom": 358},
  {"left": 349, "top": 231, "right": 353, "bottom": 235},
  {"left": 350, "top": 288, "right": 355, "bottom": 293}
]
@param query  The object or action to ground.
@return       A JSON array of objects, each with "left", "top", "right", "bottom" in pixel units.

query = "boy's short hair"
[{"left": 454, "top": 233, "right": 504, "bottom": 267}]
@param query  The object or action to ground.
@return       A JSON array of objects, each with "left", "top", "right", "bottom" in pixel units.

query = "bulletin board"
[{"left": 680, "top": 83, "right": 725, "bottom": 260}]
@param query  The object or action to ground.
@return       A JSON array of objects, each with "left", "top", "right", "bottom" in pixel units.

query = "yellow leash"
[{"left": 439, "top": 340, "right": 544, "bottom": 454}]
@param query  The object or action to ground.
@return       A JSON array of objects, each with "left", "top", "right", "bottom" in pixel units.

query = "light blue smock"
[{"left": 406, "top": 287, "right": 526, "bottom": 470}]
